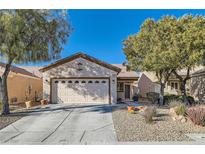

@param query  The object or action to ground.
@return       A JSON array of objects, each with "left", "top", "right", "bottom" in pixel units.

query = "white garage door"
[{"left": 51, "top": 79, "right": 109, "bottom": 104}]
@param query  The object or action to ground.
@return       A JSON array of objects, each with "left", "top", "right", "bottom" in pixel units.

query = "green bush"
[
  {"left": 169, "top": 100, "right": 182, "bottom": 108},
  {"left": 164, "top": 94, "right": 179, "bottom": 104},
  {"left": 164, "top": 94, "right": 195, "bottom": 105},
  {"left": 175, "top": 103, "right": 186, "bottom": 116},
  {"left": 187, "top": 96, "right": 195, "bottom": 105},
  {"left": 146, "top": 92, "right": 159, "bottom": 104}
]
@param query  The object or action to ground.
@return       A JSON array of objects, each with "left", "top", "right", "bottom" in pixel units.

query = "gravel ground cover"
[
  {"left": 0, "top": 102, "right": 41, "bottom": 130},
  {"left": 0, "top": 115, "right": 23, "bottom": 130},
  {"left": 112, "top": 106, "right": 205, "bottom": 141}
]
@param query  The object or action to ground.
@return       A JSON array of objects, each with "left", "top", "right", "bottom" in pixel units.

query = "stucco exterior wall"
[
  {"left": 137, "top": 73, "right": 156, "bottom": 97},
  {"left": 5, "top": 73, "right": 42, "bottom": 103},
  {"left": 42, "top": 58, "right": 118, "bottom": 104}
]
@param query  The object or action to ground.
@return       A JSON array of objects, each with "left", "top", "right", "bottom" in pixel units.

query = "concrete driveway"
[{"left": 0, "top": 104, "right": 117, "bottom": 144}]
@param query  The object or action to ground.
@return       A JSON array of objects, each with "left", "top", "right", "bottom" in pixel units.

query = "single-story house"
[
  {"left": 143, "top": 71, "right": 189, "bottom": 95},
  {"left": 190, "top": 68, "right": 205, "bottom": 103},
  {"left": 40, "top": 52, "right": 153, "bottom": 104},
  {"left": 0, "top": 63, "right": 43, "bottom": 104},
  {"left": 143, "top": 66, "right": 204, "bottom": 96}
]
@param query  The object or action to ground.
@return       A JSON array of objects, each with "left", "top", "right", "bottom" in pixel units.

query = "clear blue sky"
[{"left": 30, "top": 9, "right": 205, "bottom": 66}]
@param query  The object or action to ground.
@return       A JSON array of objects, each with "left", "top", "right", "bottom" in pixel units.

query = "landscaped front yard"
[
  {"left": 0, "top": 102, "right": 41, "bottom": 130},
  {"left": 112, "top": 106, "right": 205, "bottom": 142}
]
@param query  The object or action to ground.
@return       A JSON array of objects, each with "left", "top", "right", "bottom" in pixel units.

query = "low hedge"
[
  {"left": 164, "top": 94, "right": 195, "bottom": 105},
  {"left": 146, "top": 92, "right": 160, "bottom": 104}
]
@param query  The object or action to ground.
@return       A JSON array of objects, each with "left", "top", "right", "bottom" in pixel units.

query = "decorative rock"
[
  {"left": 172, "top": 117, "right": 177, "bottom": 121},
  {"left": 170, "top": 107, "right": 186, "bottom": 122},
  {"left": 169, "top": 107, "right": 178, "bottom": 119},
  {"left": 112, "top": 107, "right": 205, "bottom": 142},
  {"left": 177, "top": 115, "right": 184, "bottom": 121},
  {"left": 181, "top": 118, "right": 187, "bottom": 123}
]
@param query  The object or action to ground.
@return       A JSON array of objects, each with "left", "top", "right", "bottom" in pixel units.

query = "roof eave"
[
  {"left": 39, "top": 52, "right": 121, "bottom": 73},
  {"left": 117, "top": 77, "right": 139, "bottom": 80}
]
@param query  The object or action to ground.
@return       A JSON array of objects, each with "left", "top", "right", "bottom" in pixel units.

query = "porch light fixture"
[{"left": 111, "top": 74, "right": 116, "bottom": 84}]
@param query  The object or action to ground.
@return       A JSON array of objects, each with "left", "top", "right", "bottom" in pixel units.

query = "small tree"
[
  {"left": 169, "top": 15, "right": 205, "bottom": 104},
  {"left": 123, "top": 17, "right": 179, "bottom": 105},
  {"left": 0, "top": 10, "right": 72, "bottom": 115},
  {"left": 123, "top": 15, "right": 205, "bottom": 105}
]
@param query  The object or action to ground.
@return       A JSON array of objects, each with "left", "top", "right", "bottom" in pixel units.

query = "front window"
[
  {"left": 171, "top": 82, "right": 175, "bottom": 90},
  {"left": 175, "top": 82, "right": 178, "bottom": 90},
  {"left": 117, "top": 82, "right": 124, "bottom": 92},
  {"left": 171, "top": 82, "right": 178, "bottom": 90}
]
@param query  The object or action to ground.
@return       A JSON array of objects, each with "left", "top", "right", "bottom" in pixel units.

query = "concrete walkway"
[{"left": 0, "top": 104, "right": 117, "bottom": 144}]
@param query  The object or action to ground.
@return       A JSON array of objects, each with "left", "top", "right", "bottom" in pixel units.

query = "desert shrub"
[
  {"left": 146, "top": 92, "right": 159, "bottom": 104},
  {"left": 186, "top": 105, "right": 205, "bottom": 126},
  {"left": 187, "top": 96, "right": 195, "bottom": 105},
  {"left": 169, "top": 100, "right": 186, "bottom": 116},
  {"left": 164, "top": 94, "right": 195, "bottom": 105},
  {"left": 177, "top": 95, "right": 195, "bottom": 105},
  {"left": 164, "top": 94, "right": 179, "bottom": 104},
  {"left": 142, "top": 106, "right": 157, "bottom": 123},
  {"left": 168, "top": 100, "right": 182, "bottom": 108},
  {"left": 175, "top": 103, "right": 186, "bottom": 116}
]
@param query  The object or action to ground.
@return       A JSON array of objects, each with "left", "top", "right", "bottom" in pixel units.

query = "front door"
[{"left": 125, "top": 85, "right": 130, "bottom": 99}]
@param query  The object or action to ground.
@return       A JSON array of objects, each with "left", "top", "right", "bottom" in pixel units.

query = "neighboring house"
[
  {"left": 0, "top": 63, "right": 43, "bottom": 104},
  {"left": 143, "top": 71, "right": 184, "bottom": 95},
  {"left": 40, "top": 52, "right": 146, "bottom": 104},
  {"left": 18, "top": 66, "right": 43, "bottom": 78},
  {"left": 137, "top": 73, "right": 160, "bottom": 97},
  {"left": 143, "top": 66, "right": 204, "bottom": 96},
  {"left": 190, "top": 68, "right": 205, "bottom": 103}
]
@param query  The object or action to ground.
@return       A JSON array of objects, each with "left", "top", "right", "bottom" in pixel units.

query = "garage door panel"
[{"left": 52, "top": 79, "right": 109, "bottom": 104}]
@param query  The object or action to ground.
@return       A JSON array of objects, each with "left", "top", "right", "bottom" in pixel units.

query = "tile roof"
[
  {"left": 40, "top": 52, "right": 121, "bottom": 73},
  {"left": 0, "top": 63, "right": 140, "bottom": 79},
  {"left": 18, "top": 66, "right": 43, "bottom": 78},
  {"left": 0, "top": 63, "right": 40, "bottom": 78},
  {"left": 112, "top": 64, "right": 140, "bottom": 78},
  {"left": 191, "top": 68, "right": 205, "bottom": 77}
]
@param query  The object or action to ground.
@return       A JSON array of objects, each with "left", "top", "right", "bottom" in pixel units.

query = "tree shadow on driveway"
[{"left": 10, "top": 104, "right": 112, "bottom": 116}]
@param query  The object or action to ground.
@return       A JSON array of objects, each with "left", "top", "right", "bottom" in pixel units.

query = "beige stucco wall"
[
  {"left": 42, "top": 58, "right": 118, "bottom": 104},
  {"left": 142, "top": 71, "right": 159, "bottom": 83},
  {"left": 137, "top": 73, "right": 156, "bottom": 97},
  {"left": 5, "top": 73, "right": 42, "bottom": 104}
]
